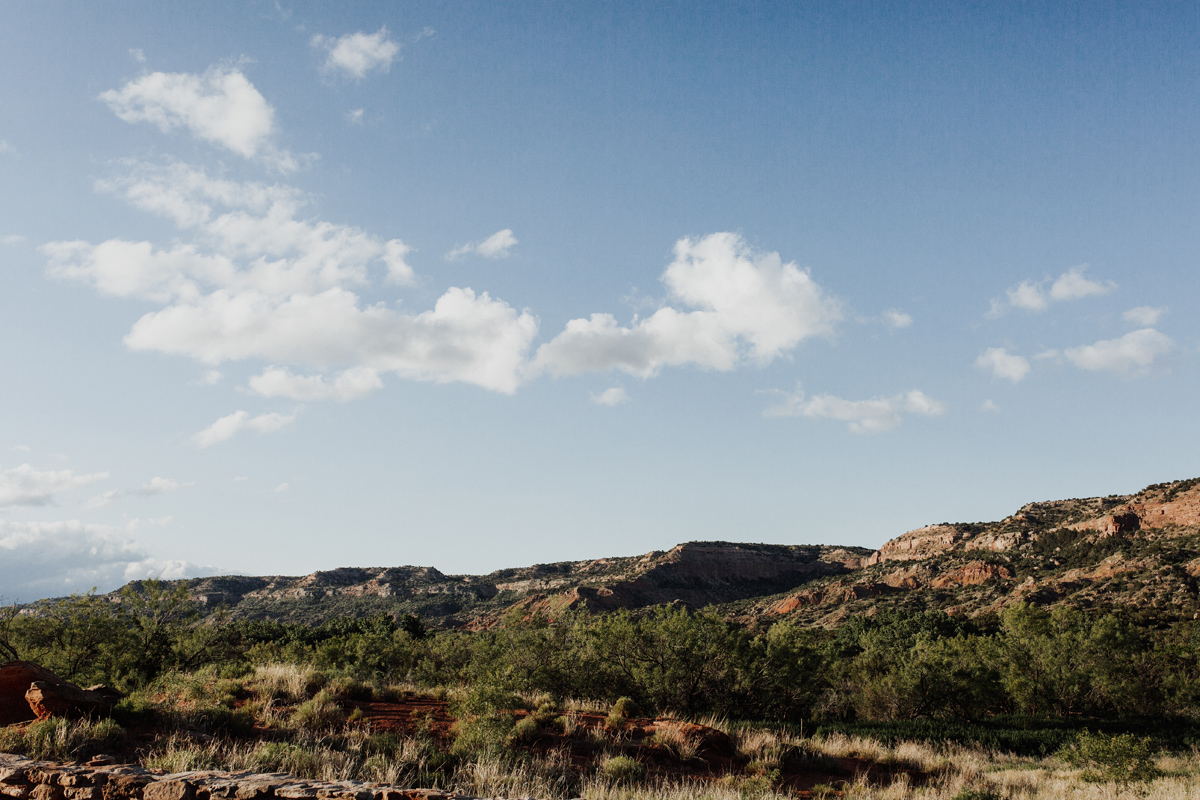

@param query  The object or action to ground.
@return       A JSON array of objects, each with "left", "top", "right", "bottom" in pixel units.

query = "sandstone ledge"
[{"left": 0, "top": 754, "right": 483, "bottom": 800}]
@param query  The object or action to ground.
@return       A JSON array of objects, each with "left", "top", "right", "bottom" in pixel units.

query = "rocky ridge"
[{"left": 75, "top": 477, "right": 1200, "bottom": 628}]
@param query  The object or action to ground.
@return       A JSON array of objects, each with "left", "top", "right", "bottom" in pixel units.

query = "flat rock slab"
[{"left": 0, "top": 757, "right": 484, "bottom": 800}]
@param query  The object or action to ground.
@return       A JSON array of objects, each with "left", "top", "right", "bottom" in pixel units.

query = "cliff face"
[
  {"left": 759, "top": 477, "right": 1200, "bottom": 626},
  {"left": 101, "top": 477, "right": 1200, "bottom": 629}
]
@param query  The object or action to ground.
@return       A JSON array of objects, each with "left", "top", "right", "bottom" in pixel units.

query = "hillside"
[{"left": 107, "top": 476, "right": 1200, "bottom": 628}]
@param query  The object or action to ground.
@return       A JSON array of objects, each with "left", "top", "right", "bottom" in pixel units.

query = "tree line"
[{"left": 5, "top": 583, "right": 1200, "bottom": 725}]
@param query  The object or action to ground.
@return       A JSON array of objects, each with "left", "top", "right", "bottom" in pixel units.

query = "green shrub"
[
  {"left": 1058, "top": 731, "right": 1161, "bottom": 784},
  {"left": 601, "top": 755, "right": 646, "bottom": 784},
  {"left": 291, "top": 689, "right": 344, "bottom": 730},
  {"left": 509, "top": 714, "right": 540, "bottom": 744},
  {"left": 611, "top": 696, "right": 638, "bottom": 718}
]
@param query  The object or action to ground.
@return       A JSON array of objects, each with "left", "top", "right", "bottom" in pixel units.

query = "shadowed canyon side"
[{"left": 86, "top": 477, "right": 1200, "bottom": 628}]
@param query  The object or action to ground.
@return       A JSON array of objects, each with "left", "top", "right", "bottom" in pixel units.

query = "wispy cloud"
[
  {"left": 138, "top": 477, "right": 193, "bottom": 495},
  {"left": 248, "top": 365, "right": 382, "bottom": 402},
  {"left": 192, "top": 410, "right": 297, "bottom": 448},
  {"left": 765, "top": 387, "right": 946, "bottom": 434},
  {"left": 590, "top": 387, "right": 629, "bottom": 406},
  {"left": 446, "top": 229, "right": 518, "bottom": 261},
  {"left": 989, "top": 265, "right": 1114, "bottom": 316},
  {"left": 1122, "top": 306, "right": 1167, "bottom": 326}
]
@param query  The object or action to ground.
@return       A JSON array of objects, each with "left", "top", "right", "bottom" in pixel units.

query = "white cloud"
[
  {"left": 192, "top": 410, "right": 297, "bottom": 448},
  {"left": 981, "top": 399, "right": 999, "bottom": 412},
  {"left": 990, "top": 265, "right": 1115, "bottom": 315},
  {"left": 590, "top": 387, "right": 629, "bottom": 406},
  {"left": 765, "top": 387, "right": 946, "bottom": 434},
  {"left": 194, "top": 370, "right": 223, "bottom": 386},
  {"left": 128, "top": 48, "right": 146, "bottom": 63},
  {"left": 882, "top": 309, "right": 912, "bottom": 330},
  {"left": 1064, "top": 328, "right": 1173, "bottom": 375},
  {"left": 535, "top": 232, "right": 841, "bottom": 377},
  {"left": 0, "top": 464, "right": 109, "bottom": 508},
  {"left": 48, "top": 163, "right": 536, "bottom": 394},
  {"left": 248, "top": 365, "right": 382, "bottom": 402},
  {"left": 2, "top": 234, "right": 26, "bottom": 245},
  {"left": 1123, "top": 306, "right": 1167, "bottom": 326},
  {"left": 446, "top": 229, "right": 518, "bottom": 260},
  {"left": 1050, "top": 266, "right": 1113, "bottom": 301},
  {"left": 0, "top": 519, "right": 211, "bottom": 601},
  {"left": 347, "top": 108, "right": 364, "bottom": 125},
  {"left": 138, "top": 477, "right": 192, "bottom": 495},
  {"left": 274, "top": 482, "right": 289, "bottom": 493},
  {"left": 99, "top": 67, "right": 300, "bottom": 171},
  {"left": 85, "top": 490, "right": 124, "bottom": 509},
  {"left": 313, "top": 27, "right": 400, "bottom": 79},
  {"left": 975, "top": 347, "right": 1031, "bottom": 383},
  {"left": 0, "top": 141, "right": 14, "bottom": 155},
  {"left": 11, "top": 445, "right": 31, "bottom": 453}
]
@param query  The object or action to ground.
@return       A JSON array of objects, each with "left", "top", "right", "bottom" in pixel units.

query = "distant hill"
[{"left": 108, "top": 476, "right": 1200, "bottom": 629}]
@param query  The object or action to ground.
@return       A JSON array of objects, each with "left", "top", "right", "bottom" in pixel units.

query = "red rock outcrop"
[
  {"left": 0, "top": 661, "right": 58, "bottom": 725},
  {"left": 864, "top": 525, "right": 968, "bottom": 566},
  {"left": 0, "top": 661, "right": 120, "bottom": 724},
  {"left": 930, "top": 561, "right": 1012, "bottom": 589},
  {"left": 26, "top": 679, "right": 122, "bottom": 720}
]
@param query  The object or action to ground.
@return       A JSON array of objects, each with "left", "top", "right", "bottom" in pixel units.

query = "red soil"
[{"left": 349, "top": 694, "right": 924, "bottom": 797}]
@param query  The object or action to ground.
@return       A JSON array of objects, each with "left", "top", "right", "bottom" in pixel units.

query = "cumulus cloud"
[
  {"left": 192, "top": 410, "right": 297, "bottom": 448},
  {"left": 347, "top": 108, "right": 364, "bottom": 125},
  {"left": 313, "top": 27, "right": 400, "bottom": 79},
  {"left": 99, "top": 67, "right": 300, "bottom": 171},
  {"left": 765, "top": 387, "right": 946, "bottom": 434},
  {"left": 0, "top": 141, "right": 14, "bottom": 155},
  {"left": 590, "top": 387, "right": 629, "bottom": 406},
  {"left": 0, "top": 519, "right": 211, "bottom": 601},
  {"left": 981, "top": 399, "right": 1000, "bottom": 412},
  {"left": 0, "top": 464, "right": 109, "bottom": 508},
  {"left": 128, "top": 48, "right": 146, "bottom": 63},
  {"left": 975, "top": 347, "right": 1031, "bottom": 383},
  {"left": 990, "top": 265, "right": 1115, "bottom": 316},
  {"left": 249, "top": 365, "right": 382, "bottom": 402},
  {"left": 446, "top": 229, "right": 518, "bottom": 261},
  {"left": 1, "top": 235, "right": 25, "bottom": 245},
  {"left": 1123, "top": 306, "right": 1167, "bottom": 326},
  {"left": 882, "top": 309, "right": 912, "bottom": 330},
  {"left": 1064, "top": 328, "right": 1173, "bottom": 375},
  {"left": 47, "top": 162, "right": 537, "bottom": 395},
  {"left": 535, "top": 233, "right": 841, "bottom": 378}
]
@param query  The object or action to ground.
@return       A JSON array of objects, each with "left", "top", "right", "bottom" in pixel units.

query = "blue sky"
[{"left": 1, "top": 1, "right": 1198, "bottom": 601}]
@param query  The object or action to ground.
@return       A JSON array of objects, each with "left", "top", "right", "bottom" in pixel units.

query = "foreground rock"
[
  {"left": 0, "top": 753, "right": 476, "bottom": 800},
  {"left": 0, "top": 662, "right": 121, "bottom": 725}
]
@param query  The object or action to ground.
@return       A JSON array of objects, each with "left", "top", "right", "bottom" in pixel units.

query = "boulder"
[
  {"left": 0, "top": 661, "right": 121, "bottom": 724},
  {"left": 0, "top": 661, "right": 59, "bottom": 725},
  {"left": 25, "top": 679, "right": 121, "bottom": 721}
]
